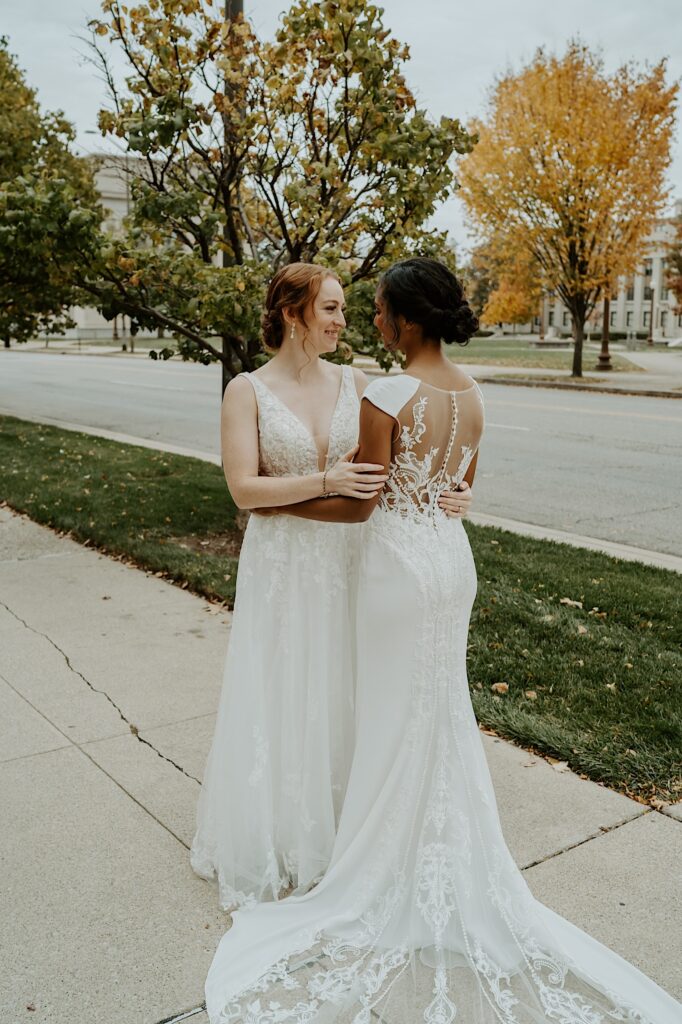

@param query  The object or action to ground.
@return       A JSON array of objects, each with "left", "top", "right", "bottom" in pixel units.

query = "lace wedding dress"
[
  {"left": 205, "top": 373, "right": 680, "bottom": 1023},
  {"left": 191, "top": 365, "right": 361, "bottom": 910}
]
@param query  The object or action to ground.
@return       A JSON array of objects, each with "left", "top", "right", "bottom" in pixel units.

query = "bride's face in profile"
[
  {"left": 296, "top": 276, "right": 347, "bottom": 355},
  {"left": 373, "top": 290, "right": 404, "bottom": 352}
]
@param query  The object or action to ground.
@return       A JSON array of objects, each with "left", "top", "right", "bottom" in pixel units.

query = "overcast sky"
[{"left": 4, "top": 0, "right": 681, "bottom": 253}]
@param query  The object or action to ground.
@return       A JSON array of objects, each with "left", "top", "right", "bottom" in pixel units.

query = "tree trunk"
[
  {"left": 571, "top": 314, "right": 584, "bottom": 377},
  {"left": 3, "top": 337, "right": 9, "bottom": 348}
]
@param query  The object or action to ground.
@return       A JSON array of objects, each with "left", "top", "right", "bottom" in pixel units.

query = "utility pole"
[{"left": 221, "top": 0, "right": 245, "bottom": 394}]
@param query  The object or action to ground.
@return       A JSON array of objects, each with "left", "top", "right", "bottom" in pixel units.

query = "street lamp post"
[
  {"left": 595, "top": 295, "right": 612, "bottom": 371},
  {"left": 219, "top": 0, "right": 245, "bottom": 394},
  {"left": 647, "top": 288, "right": 655, "bottom": 346}
]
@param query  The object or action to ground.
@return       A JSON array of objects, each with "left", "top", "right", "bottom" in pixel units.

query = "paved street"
[
  {"left": 1, "top": 508, "right": 680, "bottom": 1023},
  {"left": 1, "top": 350, "right": 681, "bottom": 556}
]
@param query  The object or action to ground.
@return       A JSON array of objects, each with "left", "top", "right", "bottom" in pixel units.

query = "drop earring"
[{"left": 290, "top": 323, "right": 295, "bottom": 341}]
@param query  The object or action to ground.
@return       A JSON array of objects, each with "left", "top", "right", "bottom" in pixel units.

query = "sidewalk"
[{"left": 1, "top": 508, "right": 680, "bottom": 1023}]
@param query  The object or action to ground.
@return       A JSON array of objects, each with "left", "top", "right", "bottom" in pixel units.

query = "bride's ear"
[{"left": 282, "top": 307, "right": 296, "bottom": 328}]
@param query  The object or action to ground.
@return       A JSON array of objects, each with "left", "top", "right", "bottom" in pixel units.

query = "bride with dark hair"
[{"left": 204, "top": 257, "right": 680, "bottom": 1024}]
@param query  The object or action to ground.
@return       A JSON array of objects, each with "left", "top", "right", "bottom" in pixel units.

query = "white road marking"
[
  {"left": 108, "top": 379, "right": 188, "bottom": 392},
  {"left": 486, "top": 397, "right": 682, "bottom": 424},
  {"left": 486, "top": 422, "right": 530, "bottom": 432}
]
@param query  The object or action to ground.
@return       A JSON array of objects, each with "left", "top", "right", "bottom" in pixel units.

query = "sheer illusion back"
[{"left": 367, "top": 374, "right": 484, "bottom": 522}]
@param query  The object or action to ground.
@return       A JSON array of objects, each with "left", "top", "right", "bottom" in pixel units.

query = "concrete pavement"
[{"left": 1, "top": 508, "right": 681, "bottom": 1023}]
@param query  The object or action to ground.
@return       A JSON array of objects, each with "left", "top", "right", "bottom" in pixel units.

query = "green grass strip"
[
  {"left": 1, "top": 414, "right": 679, "bottom": 803},
  {"left": 447, "top": 337, "right": 638, "bottom": 371}
]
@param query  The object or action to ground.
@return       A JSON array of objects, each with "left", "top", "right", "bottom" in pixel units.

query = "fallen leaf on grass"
[
  {"left": 524, "top": 690, "right": 537, "bottom": 700},
  {"left": 559, "top": 597, "right": 583, "bottom": 609},
  {"left": 577, "top": 624, "right": 588, "bottom": 635},
  {"left": 491, "top": 682, "right": 509, "bottom": 695},
  {"left": 606, "top": 683, "right": 617, "bottom": 692}
]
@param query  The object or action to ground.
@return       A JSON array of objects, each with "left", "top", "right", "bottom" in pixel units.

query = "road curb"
[
  {"left": 468, "top": 513, "right": 682, "bottom": 574},
  {"left": 475, "top": 376, "right": 682, "bottom": 399}
]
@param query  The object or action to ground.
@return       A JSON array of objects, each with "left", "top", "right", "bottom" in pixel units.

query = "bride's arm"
[
  {"left": 274, "top": 399, "right": 394, "bottom": 524},
  {"left": 222, "top": 377, "right": 386, "bottom": 509}
]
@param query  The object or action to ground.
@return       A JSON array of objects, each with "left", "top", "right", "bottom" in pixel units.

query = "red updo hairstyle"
[{"left": 262, "top": 263, "right": 340, "bottom": 352}]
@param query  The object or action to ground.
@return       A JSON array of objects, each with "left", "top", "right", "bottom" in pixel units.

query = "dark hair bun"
[
  {"left": 379, "top": 257, "right": 478, "bottom": 347},
  {"left": 440, "top": 302, "right": 479, "bottom": 345}
]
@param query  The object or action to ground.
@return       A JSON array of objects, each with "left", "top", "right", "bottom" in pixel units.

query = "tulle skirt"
[{"left": 191, "top": 513, "right": 360, "bottom": 910}]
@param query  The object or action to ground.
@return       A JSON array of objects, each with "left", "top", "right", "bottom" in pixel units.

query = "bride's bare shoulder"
[
  {"left": 222, "top": 373, "right": 258, "bottom": 411},
  {"left": 351, "top": 366, "right": 370, "bottom": 398}
]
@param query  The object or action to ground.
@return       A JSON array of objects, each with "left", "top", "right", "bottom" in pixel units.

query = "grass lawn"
[
  {"left": 448, "top": 336, "right": 639, "bottom": 372},
  {"left": 1, "top": 414, "right": 679, "bottom": 804}
]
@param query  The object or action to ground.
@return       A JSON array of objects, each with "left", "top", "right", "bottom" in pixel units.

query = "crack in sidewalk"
[
  {"left": 155, "top": 1006, "right": 206, "bottom": 1024},
  {"left": 0, "top": 598, "right": 201, "bottom": 784},
  {"left": 520, "top": 809, "right": 651, "bottom": 872}
]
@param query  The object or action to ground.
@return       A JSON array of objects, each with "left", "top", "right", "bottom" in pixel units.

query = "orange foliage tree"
[
  {"left": 459, "top": 43, "right": 677, "bottom": 376},
  {"left": 482, "top": 279, "right": 536, "bottom": 328},
  {"left": 480, "top": 244, "right": 542, "bottom": 328}
]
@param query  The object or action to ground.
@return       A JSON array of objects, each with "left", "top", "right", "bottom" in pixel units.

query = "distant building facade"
[
  {"left": 64, "top": 155, "right": 143, "bottom": 340},
  {"left": 538, "top": 199, "right": 682, "bottom": 340}
]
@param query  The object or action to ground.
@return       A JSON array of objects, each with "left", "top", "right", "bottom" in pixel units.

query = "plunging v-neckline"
[{"left": 252, "top": 367, "right": 347, "bottom": 471}]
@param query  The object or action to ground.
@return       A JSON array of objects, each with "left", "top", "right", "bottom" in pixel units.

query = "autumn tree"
[
  {"left": 0, "top": 38, "right": 101, "bottom": 346},
  {"left": 462, "top": 244, "right": 496, "bottom": 319},
  {"left": 85, "top": 0, "right": 475, "bottom": 388},
  {"left": 480, "top": 244, "right": 542, "bottom": 329},
  {"left": 458, "top": 43, "right": 677, "bottom": 376}
]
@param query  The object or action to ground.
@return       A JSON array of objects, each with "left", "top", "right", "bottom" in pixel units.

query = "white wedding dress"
[
  {"left": 205, "top": 373, "right": 680, "bottom": 1023},
  {"left": 191, "top": 365, "right": 361, "bottom": 910}
]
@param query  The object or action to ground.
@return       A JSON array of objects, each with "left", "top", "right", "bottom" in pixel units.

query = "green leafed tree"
[
  {"left": 0, "top": 38, "right": 102, "bottom": 347},
  {"left": 86, "top": 0, "right": 475, "bottom": 387}
]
